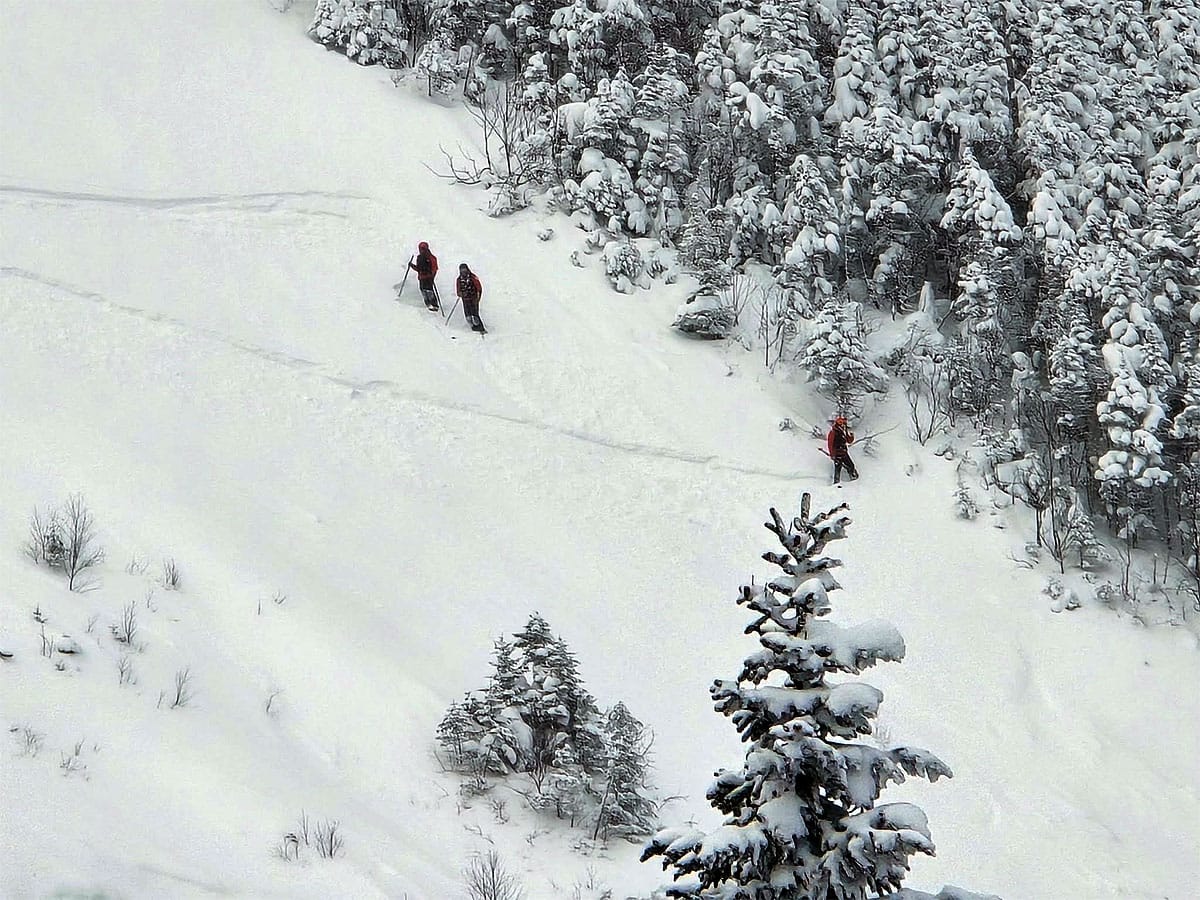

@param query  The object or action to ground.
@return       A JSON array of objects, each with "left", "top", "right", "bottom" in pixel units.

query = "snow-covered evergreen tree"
[
  {"left": 549, "top": 0, "right": 608, "bottom": 88},
  {"left": 1048, "top": 299, "right": 1106, "bottom": 438},
  {"left": 594, "top": 701, "right": 657, "bottom": 840},
  {"left": 1094, "top": 240, "right": 1175, "bottom": 514},
  {"left": 775, "top": 153, "right": 840, "bottom": 316},
  {"left": 799, "top": 301, "right": 887, "bottom": 416},
  {"left": 415, "top": 34, "right": 460, "bottom": 94},
  {"left": 643, "top": 497, "right": 954, "bottom": 898},
  {"left": 309, "top": 0, "right": 404, "bottom": 65},
  {"left": 633, "top": 43, "right": 693, "bottom": 237},
  {"left": 679, "top": 193, "right": 731, "bottom": 296}
]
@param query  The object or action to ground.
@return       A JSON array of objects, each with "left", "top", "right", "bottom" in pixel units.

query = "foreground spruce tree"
[{"left": 643, "top": 495, "right": 958, "bottom": 899}]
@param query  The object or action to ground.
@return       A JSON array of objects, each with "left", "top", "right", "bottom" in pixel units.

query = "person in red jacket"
[
  {"left": 408, "top": 241, "right": 440, "bottom": 310},
  {"left": 827, "top": 416, "right": 858, "bottom": 484},
  {"left": 455, "top": 263, "right": 486, "bottom": 333}
]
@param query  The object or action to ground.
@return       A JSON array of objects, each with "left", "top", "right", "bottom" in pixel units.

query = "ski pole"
[
  {"left": 444, "top": 294, "right": 461, "bottom": 325},
  {"left": 396, "top": 255, "right": 414, "bottom": 295}
]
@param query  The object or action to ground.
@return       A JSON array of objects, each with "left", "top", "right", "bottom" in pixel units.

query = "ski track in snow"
[
  {"left": 0, "top": 183, "right": 369, "bottom": 220},
  {"left": 0, "top": 265, "right": 820, "bottom": 483},
  {"left": 134, "top": 863, "right": 235, "bottom": 897}
]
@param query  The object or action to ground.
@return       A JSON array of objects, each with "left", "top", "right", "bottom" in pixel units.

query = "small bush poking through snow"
[
  {"left": 117, "top": 655, "right": 136, "bottom": 686},
  {"left": 276, "top": 811, "right": 343, "bottom": 862},
  {"left": 160, "top": 558, "right": 182, "bottom": 591},
  {"left": 672, "top": 292, "right": 737, "bottom": 339},
  {"left": 602, "top": 240, "right": 647, "bottom": 294},
  {"left": 111, "top": 602, "right": 139, "bottom": 648},
  {"left": 59, "top": 739, "right": 88, "bottom": 778},
  {"left": 954, "top": 483, "right": 980, "bottom": 521},
  {"left": 463, "top": 850, "right": 525, "bottom": 900},
  {"left": 25, "top": 494, "right": 105, "bottom": 591},
  {"left": 14, "top": 726, "right": 44, "bottom": 757},
  {"left": 312, "top": 819, "right": 344, "bottom": 859},
  {"left": 1044, "top": 578, "right": 1081, "bottom": 613},
  {"left": 166, "top": 667, "right": 194, "bottom": 709}
]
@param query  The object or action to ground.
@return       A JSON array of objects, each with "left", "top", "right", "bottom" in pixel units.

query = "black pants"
[
  {"left": 462, "top": 294, "right": 482, "bottom": 326},
  {"left": 833, "top": 452, "right": 858, "bottom": 483},
  {"left": 419, "top": 281, "right": 438, "bottom": 307}
]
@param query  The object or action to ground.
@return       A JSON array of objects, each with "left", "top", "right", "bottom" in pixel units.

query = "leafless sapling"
[
  {"left": 53, "top": 495, "right": 105, "bottom": 591},
  {"left": 312, "top": 819, "right": 344, "bottom": 859},
  {"left": 111, "top": 601, "right": 139, "bottom": 647},
  {"left": 462, "top": 850, "right": 525, "bottom": 900},
  {"left": 170, "top": 667, "right": 194, "bottom": 709}
]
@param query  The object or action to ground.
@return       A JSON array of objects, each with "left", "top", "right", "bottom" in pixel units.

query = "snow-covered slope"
[{"left": 1, "top": 3, "right": 1196, "bottom": 898}]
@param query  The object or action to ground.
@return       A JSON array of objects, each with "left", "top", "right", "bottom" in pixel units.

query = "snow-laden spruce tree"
[
  {"left": 1093, "top": 239, "right": 1175, "bottom": 533},
  {"left": 309, "top": 0, "right": 403, "bottom": 66},
  {"left": 593, "top": 701, "right": 657, "bottom": 840},
  {"left": 775, "top": 153, "right": 841, "bottom": 318},
  {"left": 643, "top": 496, "right": 956, "bottom": 899},
  {"left": 633, "top": 43, "right": 693, "bottom": 237},
  {"left": 799, "top": 301, "right": 887, "bottom": 417}
]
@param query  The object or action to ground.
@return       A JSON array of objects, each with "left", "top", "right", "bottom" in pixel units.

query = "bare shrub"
[
  {"left": 312, "top": 819, "right": 344, "bottom": 859},
  {"left": 276, "top": 812, "right": 341, "bottom": 861},
  {"left": 60, "top": 739, "right": 87, "bottom": 777},
  {"left": 111, "top": 601, "right": 139, "bottom": 647},
  {"left": 125, "top": 555, "right": 149, "bottom": 575},
  {"left": 431, "top": 81, "right": 539, "bottom": 211},
  {"left": 117, "top": 655, "right": 136, "bottom": 686},
  {"left": 569, "top": 865, "right": 612, "bottom": 900},
  {"left": 274, "top": 833, "right": 301, "bottom": 861},
  {"left": 15, "top": 726, "right": 44, "bottom": 757},
  {"left": 170, "top": 667, "right": 194, "bottom": 709},
  {"left": 276, "top": 812, "right": 309, "bottom": 861},
  {"left": 160, "top": 558, "right": 182, "bottom": 591},
  {"left": 27, "top": 495, "right": 105, "bottom": 590},
  {"left": 463, "top": 850, "right": 525, "bottom": 900},
  {"left": 25, "top": 506, "right": 65, "bottom": 565},
  {"left": 490, "top": 797, "right": 509, "bottom": 824}
]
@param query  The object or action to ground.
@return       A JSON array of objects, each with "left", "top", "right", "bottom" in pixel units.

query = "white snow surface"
[{"left": 1, "top": 3, "right": 1198, "bottom": 898}]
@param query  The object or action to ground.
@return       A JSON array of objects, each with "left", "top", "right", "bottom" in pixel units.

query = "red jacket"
[
  {"left": 456, "top": 272, "right": 482, "bottom": 301},
  {"left": 411, "top": 250, "right": 438, "bottom": 284},
  {"left": 827, "top": 423, "right": 854, "bottom": 457}
]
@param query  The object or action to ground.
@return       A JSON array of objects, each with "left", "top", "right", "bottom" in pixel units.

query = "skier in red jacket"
[
  {"left": 408, "top": 241, "right": 440, "bottom": 310},
  {"left": 827, "top": 416, "right": 858, "bottom": 484},
  {"left": 455, "top": 263, "right": 486, "bottom": 333}
]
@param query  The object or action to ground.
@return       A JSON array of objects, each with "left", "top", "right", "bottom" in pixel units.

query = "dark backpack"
[{"left": 416, "top": 251, "right": 438, "bottom": 279}]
